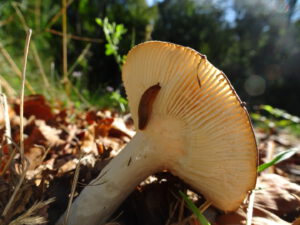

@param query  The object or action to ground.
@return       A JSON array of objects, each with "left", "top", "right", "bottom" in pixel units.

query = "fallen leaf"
[
  {"left": 215, "top": 206, "right": 290, "bottom": 225},
  {"left": 255, "top": 173, "right": 300, "bottom": 220},
  {"left": 14, "top": 95, "right": 54, "bottom": 121}
]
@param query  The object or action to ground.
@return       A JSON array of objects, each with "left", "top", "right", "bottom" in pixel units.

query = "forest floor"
[{"left": 0, "top": 94, "right": 299, "bottom": 225}]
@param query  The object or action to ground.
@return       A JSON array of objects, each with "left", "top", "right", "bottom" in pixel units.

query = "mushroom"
[{"left": 59, "top": 41, "right": 258, "bottom": 225}]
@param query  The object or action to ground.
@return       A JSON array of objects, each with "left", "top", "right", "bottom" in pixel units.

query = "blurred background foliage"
[{"left": 0, "top": 0, "right": 299, "bottom": 117}]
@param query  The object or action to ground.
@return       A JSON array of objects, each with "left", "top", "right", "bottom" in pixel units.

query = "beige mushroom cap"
[{"left": 122, "top": 41, "right": 258, "bottom": 211}]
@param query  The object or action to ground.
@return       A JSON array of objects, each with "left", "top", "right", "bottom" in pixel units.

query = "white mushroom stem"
[{"left": 58, "top": 132, "right": 161, "bottom": 225}]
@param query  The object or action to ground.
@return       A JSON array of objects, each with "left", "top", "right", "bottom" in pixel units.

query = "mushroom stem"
[{"left": 57, "top": 133, "right": 160, "bottom": 225}]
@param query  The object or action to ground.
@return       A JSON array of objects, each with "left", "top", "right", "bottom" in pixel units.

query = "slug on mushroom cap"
[{"left": 57, "top": 41, "right": 258, "bottom": 225}]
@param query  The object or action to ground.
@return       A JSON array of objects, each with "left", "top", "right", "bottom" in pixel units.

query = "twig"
[
  {"left": 0, "top": 146, "right": 17, "bottom": 177},
  {"left": 20, "top": 29, "right": 32, "bottom": 162},
  {"left": 2, "top": 29, "right": 32, "bottom": 219},
  {"left": 175, "top": 200, "right": 212, "bottom": 225},
  {"left": 165, "top": 199, "right": 180, "bottom": 225},
  {"left": 68, "top": 43, "right": 91, "bottom": 76},
  {"left": 0, "top": 75, "right": 17, "bottom": 97},
  {"left": 11, "top": 2, "right": 51, "bottom": 95},
  {"left": 0, "top": 14, "right": 14, "bottom": 27},
  {"left": 8, "top": 198, "right": 55, "bottom": 225},
  {"left": 46, "top": 29, "right": 103, "bottom": 43},
  {"left": 62, "top": 0, "right": 69, "bottom": 94},
  {"left": 2, "top": 158, "right": 29, "bottom": 217},
  {"left": 0, "top": 137, "right": 25, "bottom": 177},
  {"left": 45, "top": 0, "right": 74, "bottom": 29},
  {"left": 0, "top": 43, "right": 35, "bottom": 94},
  {"left": 68, "top": 81, "right": 91, "bottom": 107},
  {"left": 0, "top": 93, "right": 12, "bottom": 148},
  {"left": 40, "top": 145, "right": 52, "bottom": 163},
  {"left": 265, "top": 140, "right": 276, "bottom": 173},
  {"left": 34, "top": 0, "right": 41, "bottom": 32},
  {"left": 199, "top": 200, "right": 211, "bottom": 213},
  {"left": 31, "top": 43, "right": 50, "bottom": 88},
  {"left": 64, "top": 151, "right": 84, "bottom": 225},
  {"left": 177, "top": 198, "right": 185, "bottom": 223},
  {"left": 246, "top": 190, "right": 256, "bottom": 225},
  {"left": 11, "top": 2, "right": 28, "bottom": 31},
  {"left": 0, "top": 92, "right": 13, "bottom": 176}
]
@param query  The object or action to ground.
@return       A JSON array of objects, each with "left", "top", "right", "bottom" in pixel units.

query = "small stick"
[
  {"left": 64, "top": 151, "right": 84, "bottom": 225},
  {"left": 165, "top": 199, "right": 180, "bottom": 225},
  {"left": 62, "top": 0, "right": 69, "bottom": 94},
  {"left": 0, "top": 92, "right": 13, "bottom": 176},
  {"left": 0, "top": 93, "right": 12, "bottom": 146},
  {"left": 19, "top": 29, "right": 32, "bottom": 162},
  {"left": 68, "top": 43, "right": 91, "bottom": 75},
  {"left": 199, "top": 200, "right": 211, "bottom": 213},
  {"left": 0, "top": 14, "right": 14, "bottom": 27},
  {"left": 0, "top": 147, "right": 17, "bottom": 177},
  {"left": 32, "top": 43, "right": 50, "bottom": 88},
  {"left": 34, "top": 0, "right": 41, "bottom": 32},
  {"left": 46, "top": 29, "right": 103, "bottom": 43},
  {"left": 40, "top": 145, "right": 52, "bottom": 163},
  {"left": 0, "top": 137, "right": 19, "bottom": 177},
  {"left": 0, "top": 75, "right": 17, "bottom": 97},
  {"left": 11, "top": 2, "right": 27, "bottom": 30},
  {"left": 175, "top": 200, "right": 212, "bottom": 225},
  {"left": 177, "top": 198, "right": 185, "bottom": 223},
  {"left": 0, "top": 43, "right": 35, "bottom": 94},
  {"left": 265, "top": 140, "right": 276, "bottom": 173},
  {"left": 1, "top": 158, "right": 29, "bottom": 217},
  {"left": 246, "top": 189, "right": 256, "bottom": 225},
  {"left": 45, "top": 0, "right": 74, "bottom": 29}
]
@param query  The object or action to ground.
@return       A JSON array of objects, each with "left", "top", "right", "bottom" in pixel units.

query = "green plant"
[
  {"left": 80, "top": 87, "right": 128, "bottom": 112},
  {"left": 179, "top": 191, "right": 211, "bottom": 225},
  {"left": 95, "top": 17, "right": 127, "bottom": 69},
  {"left": 109, "top": 91, "right": 128, "bottom": 112},
  {"left": 257, "top": 148, "right": 298, "bottom": 172},
  {"left": 93, "top": 17, "right": 129, "bottom": 112},
  {"left": 251, "top": 105, "right": 300, "bottom": 136}
]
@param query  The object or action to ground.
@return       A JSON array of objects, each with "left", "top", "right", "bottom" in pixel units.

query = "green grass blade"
[
  {"left": 179, "top": 191, "right": 211, "bottom": 225},
  {"left": 258, "top": 148, "right": 298, "bottom": 172}
]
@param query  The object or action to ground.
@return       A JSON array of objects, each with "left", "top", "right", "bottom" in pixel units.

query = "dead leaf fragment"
[
  {"left": 216, "top": 206, "right": 290, "bottom": 225},
  {"left": 255, "top": 173, "right": 300, "bottom": 220},
  {"left": 14, "top": 95, "right": 54, "bottom": 121}
]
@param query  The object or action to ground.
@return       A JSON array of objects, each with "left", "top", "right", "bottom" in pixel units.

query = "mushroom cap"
[{"left": 122, "top": 41, "right": 258, "bottom": 211}]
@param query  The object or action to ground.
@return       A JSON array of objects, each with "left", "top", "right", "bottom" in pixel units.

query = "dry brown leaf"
[
  {"left": 35, "top": 120, "right": 64, "bottom": 146},
  {"left": 292, "top": 217, "right": 300, "bottom": 225},
  {"left": 85, "top": 110, "right": 104, "bottom": 125},
  {"left": 110, "top": 117, "right": 135, "bottom": 139},
  {"left": 81, "top": 125, "right": 98, "bottom": 155},
  {"left": 58, "top": 158, "right": 77, "bottom": 175},
  {"left": 94, "top": 117, "right": 114, "bottom": 137},
  {"left": 215, "top": 206, "right": 290, "bottom": 225},
  {"left": 14, "top": 95, "right": 54, "bottom": 121},
  {"left": 255, "top": 173, "right": 300, "bottom": 219},
  {"left": 25, "top": 146, "right": 44, "bottom": 170}
]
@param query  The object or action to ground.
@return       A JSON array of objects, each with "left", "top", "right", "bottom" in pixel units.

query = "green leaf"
[
  {"left": 95, "top": 18, "right": 103, "bottom": 26},
  {"left": 105, "top": 43, "right": 115, "bottom": 56},
  {"left": 179, "top": 191, "right": 211, "bottom": 225},
  {"left": 258, "top": 148, "right": 298, "bottom": 172},
  {"left": 250, "top": 113, "right": 261, "bottom": 121},
  {"left": 276, "top": 119, "right": 292, "bottom": 127},
  {"left": 261, "top": 105, "right": 274, "bottom": 114},
  {"left": 116, "top": 24, "right": 127, "bottom": 37}
]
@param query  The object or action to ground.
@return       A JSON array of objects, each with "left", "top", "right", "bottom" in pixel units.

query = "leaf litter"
[{"left": 0, "top": 95, "right": 299, "bottom": 225}]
